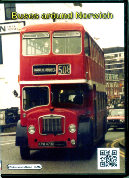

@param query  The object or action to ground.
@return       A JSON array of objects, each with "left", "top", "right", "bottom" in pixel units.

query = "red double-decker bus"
[{"left": 16, "top": 22, "right": 107, "bottom": 159}]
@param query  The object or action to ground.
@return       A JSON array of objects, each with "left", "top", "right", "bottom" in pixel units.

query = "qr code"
[{"left": 97, "top": 148, "right": 120, "bottom": 169}]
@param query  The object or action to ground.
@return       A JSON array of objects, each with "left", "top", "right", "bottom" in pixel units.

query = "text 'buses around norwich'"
[{"left": 15, "top": 22, "right": 107, "bottom": 159}]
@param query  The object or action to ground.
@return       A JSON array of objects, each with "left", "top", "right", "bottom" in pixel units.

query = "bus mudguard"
[
  {"left": 15, "top": 120, "right": 28, "bottom": 147},
  {"left": 77, "top": 117, "right": 93, "bottom": 148}
]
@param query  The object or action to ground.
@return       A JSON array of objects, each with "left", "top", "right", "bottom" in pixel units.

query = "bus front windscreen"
[
  {"left": 52, "top": 31, "right": 81, "bottom": 54},
  {"left": 22, "top": 87, "right": 49, "bottom": 110}
]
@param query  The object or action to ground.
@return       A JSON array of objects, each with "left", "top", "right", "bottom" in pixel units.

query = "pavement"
[
  {"left": 119, "top": 138, "right": 125, "bottom": 148},
  {"left": 0, "top": 132, "right": 16, "bottom": 136}
]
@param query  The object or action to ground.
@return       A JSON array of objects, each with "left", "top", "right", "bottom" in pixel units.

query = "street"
[{"left": 1, "top": 128, "right": 125, "bottom": 175}]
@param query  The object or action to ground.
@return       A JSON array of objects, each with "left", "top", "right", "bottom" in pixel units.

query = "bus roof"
[{"left": 21, "top": 22, "right": 85, "bottom": 33}]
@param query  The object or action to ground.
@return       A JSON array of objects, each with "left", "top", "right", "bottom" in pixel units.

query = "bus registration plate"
[
  {"left": 38, "top": 142, "right": 54, "bottom": 147},
  {"left": 38, "top": 141, "right": 66, "bottom": 147}
]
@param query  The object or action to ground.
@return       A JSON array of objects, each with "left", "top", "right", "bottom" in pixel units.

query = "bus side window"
[
  {"left": 94, "top": 44, "right": 97, "bottom": 62},
  {"left": 101, "top": 52, "right": 104, "bottom": 68},
  {"left": 98, "top": 50, "right": 100, "bottom": 65},
  {"left": 84, "top": 32, "right": 90, "bottom": 56},
  {"left": 100, "top": 51, "right": 102, "bottom": 67},
  {"left": 96, "top": 92, "right": 101, "bottom": 112},
  {"left": 96, "top": 92, "right": 98, "bottom": 112},
  {"left": 90, "top": 38, "right": 94, "bottom": 60}
]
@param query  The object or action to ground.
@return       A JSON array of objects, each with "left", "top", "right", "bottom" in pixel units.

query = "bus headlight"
[
  {"left": 69, "top": 124, "right": 76, "bottom": 133},
  {"left": 120, "top": 119, "right": 124, "bottom": 123},
  {"left": 28, "top": 125, "right": 36, "bottom": 134}
]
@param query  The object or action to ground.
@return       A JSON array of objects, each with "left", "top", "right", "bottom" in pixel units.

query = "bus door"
[{"left": 93, "top": 84, "right": 97, "bottom": 142}]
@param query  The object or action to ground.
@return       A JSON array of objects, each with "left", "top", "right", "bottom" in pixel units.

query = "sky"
[
  {"left": 24, "top": 3, "right": 124, "bottom": 49},
  {"left": 81, "top": 3, "right": 124, "bottom": 48},
  {"left": 0, "top": 2, "right": 125, "bottom": 49}
]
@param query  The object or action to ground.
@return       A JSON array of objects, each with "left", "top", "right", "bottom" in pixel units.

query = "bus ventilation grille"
[{"left": 41, "top": 115, "right": 65, "bottom": 135}]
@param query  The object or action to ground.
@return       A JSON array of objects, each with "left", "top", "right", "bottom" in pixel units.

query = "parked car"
[{"left": 107, "top": 109, "right": 125, "bottom": 130}]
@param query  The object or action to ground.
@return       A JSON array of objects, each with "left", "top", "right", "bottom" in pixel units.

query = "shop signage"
[{"left": 0, "top": 21, "right": 25, "bottom": 35}]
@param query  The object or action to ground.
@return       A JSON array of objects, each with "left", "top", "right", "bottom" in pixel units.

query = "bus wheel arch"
[
  {"left": 16, "top": 120, "right": 28, "bottom": 147},
  {"left": 77, "top": 117, "right": 94, "bottom": 156},
  {"left": 77, "top": 117, "right": 94, "bottom": 159}
]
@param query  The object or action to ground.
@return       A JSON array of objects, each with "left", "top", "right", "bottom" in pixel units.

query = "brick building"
[{"left": 103, "top": 47, "right": 124, "bottom": 106}]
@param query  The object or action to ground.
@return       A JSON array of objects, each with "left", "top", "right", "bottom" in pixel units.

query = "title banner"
[{"left": 11, "top": 11, "right": 113, "bottom": 20}]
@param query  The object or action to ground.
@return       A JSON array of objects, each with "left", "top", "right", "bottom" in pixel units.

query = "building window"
[
  {"left": 114, "top": 53, "right": 118, "bottom": 57},
  {"left": 110, "top": 90, "right": 113, "bottom": 96},
  {"left": 0, "top": 36, "right": 3, "bottom": 64},
  {"left": 4, "top": 3, "right": 16, "bottom": 20},
  {"left": 110, "top": 83, "right": 113, "bottom": 87}
]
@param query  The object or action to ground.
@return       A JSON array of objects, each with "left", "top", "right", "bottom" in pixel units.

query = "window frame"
[
  {"left": 0, "top": 36, "right": 3, "bottom": 64},
  {"left": 4, "top": 3, "right": 16, "bottom": 20}
]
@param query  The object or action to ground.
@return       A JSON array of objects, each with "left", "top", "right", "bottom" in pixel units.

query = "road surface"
[{"left": 1, "top": 128, "right": 125, "bottom": 175}]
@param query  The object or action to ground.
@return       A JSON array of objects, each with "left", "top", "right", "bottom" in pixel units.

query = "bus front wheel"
[{"left": 20, "top": 147, "right": 30, "bottom": 159}]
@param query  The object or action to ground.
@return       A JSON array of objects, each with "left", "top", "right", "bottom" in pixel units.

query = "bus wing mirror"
[{"left": 13, "top": 90, "right": 19, "bottom": 98}]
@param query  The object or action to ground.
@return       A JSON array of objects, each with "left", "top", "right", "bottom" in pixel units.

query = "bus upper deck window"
[
  {"left": 84, "top": 32, "right": 90, "bottom": 56},
  {"left": 52, "top": 31, "right": 81, "bottom": 54},
  {"left": 22, "top": 32, "right": 50, "bottom": 56}
]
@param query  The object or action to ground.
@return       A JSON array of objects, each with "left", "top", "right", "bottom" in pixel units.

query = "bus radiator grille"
[{"left": 41, "top": 116, "right": 64, "bottom": 135}]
